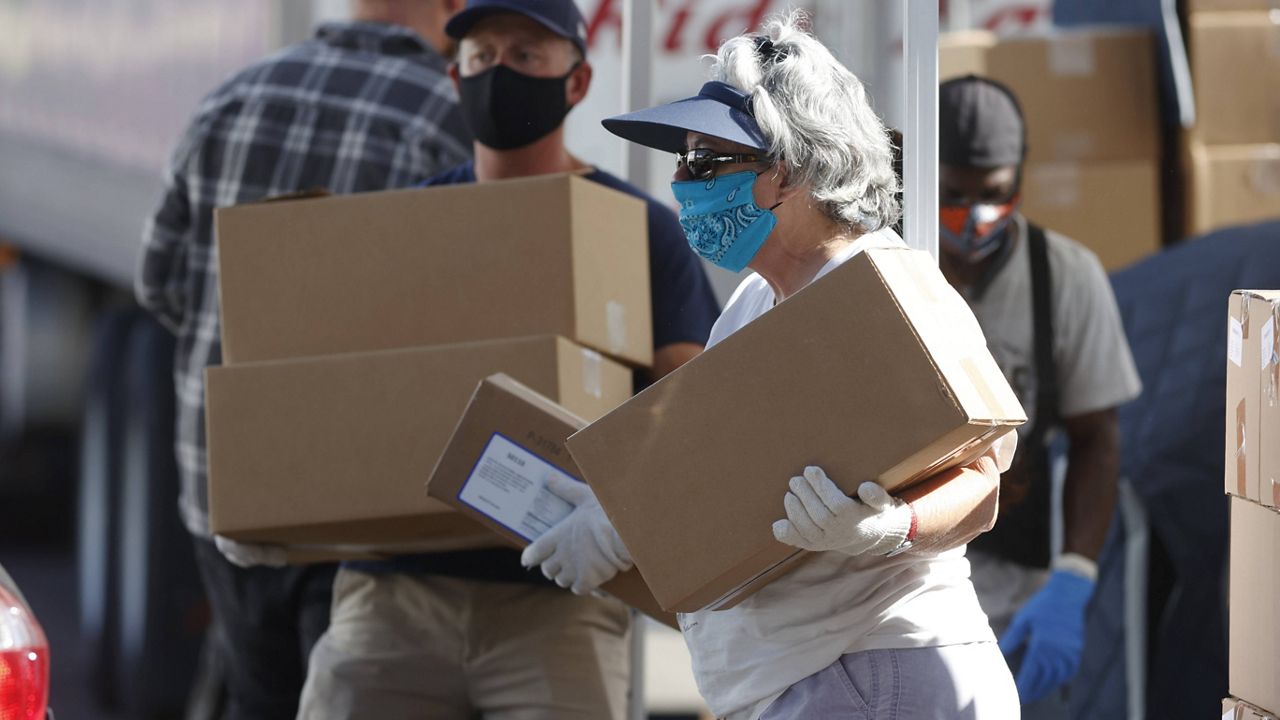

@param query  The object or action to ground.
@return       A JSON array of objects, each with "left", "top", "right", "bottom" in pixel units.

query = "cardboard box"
[
  {"left": 215, "top": 173, "right": 653, "bottom": 367},
  {"left": 1229, "top": 497, "right": 1280, "bottom": 716},
  {"left": 206, "top": 335, "right": 632, "bottom": 545},
  {"left": 426, "top": 373, "right": 677, "bottom": 628},
  {"left": 1020, "top": 159, "right": 1161, "bottom": 271},
  {"left": 1224, "top": 696, "right": 1280, "bottom": 720},
  {"left": 1189, "top": 13, "right": 1280, "bottom": 145},
  {"left": 1192, "top": 0, "right": 1278, "bottom": 9},
  {"left": 1185, "top": 141, "right": 1280, "bottom": 235},
  {"left": 566, "top": 248, "right": 1026, "bottom": 613},
  {"left": 939, "top": 28, "right": 1159, "bottom": 164},
  {"left": 1226, "top": 290, "right": 1280, "bottom": 506}
]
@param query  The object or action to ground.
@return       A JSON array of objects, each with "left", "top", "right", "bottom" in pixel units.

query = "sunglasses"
[{"left": 676, "top": 148, "right": 767, "bottom": 180}]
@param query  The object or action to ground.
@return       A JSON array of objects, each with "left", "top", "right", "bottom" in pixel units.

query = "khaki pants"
[{"left": 297, "top": 568, "right": 631, "bottom": 720}]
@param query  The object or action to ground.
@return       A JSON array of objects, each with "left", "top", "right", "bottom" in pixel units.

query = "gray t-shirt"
[{"left": 965, "top": 216, "right": 1142, "bottom": 436}]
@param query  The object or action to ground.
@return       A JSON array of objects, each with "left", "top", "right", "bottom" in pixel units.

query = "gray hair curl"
[{"left": 711, "top": 11, "right": 901, "bottom": 232}]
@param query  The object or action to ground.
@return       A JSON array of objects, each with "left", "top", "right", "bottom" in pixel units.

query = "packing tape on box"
[
  {"left": 1248, "top": 152, "right": 1280, "bottom": 197},
  {"left": 581, "top": 348, "right": 603, "bottom": 399},
  {"left": 962, "top": 356, "right": 1006, "bottom": 419},
  {"left": 1048, "top": 35, "right": 1096, "bottom": 77},
  {"left": 1028, "top": 164, "right": 1083, "bottom": 208},
  {"left": 1265, "top": 303, "right": 1280, "bottom": 405},
  {"left": 1052, "top": 134, "right": 1096, "bottom": 163},
  {"left": 606, "top": 300, "right": 627, "bottom": 355},
  {"left": 1238, "top": 397, "right": 1249, "bottom": 497}
]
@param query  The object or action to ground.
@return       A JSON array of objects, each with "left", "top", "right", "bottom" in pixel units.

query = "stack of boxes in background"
[
  {"left": 1185, "top": 1, "right": 1280, "bottom": 235},
  {"left": 1223, "top": 290, "right": 1280, "bottom": 718},
  {"left": 939, "top": 27, "right": 1162, "bottom": 271},
  {"left": 202, "top": 174, "right": 651, "bottom": 560}
]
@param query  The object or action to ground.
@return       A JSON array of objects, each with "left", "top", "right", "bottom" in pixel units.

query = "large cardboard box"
[
  {"left": 426, "top": 373, "right": 677, "bottom": 628},
  {"left": 939, "top": 29, "right": 1159, "bottom": 164},
  {"left": 1229, "top": 497, "right": 1280, "bottom": 716},
  {"left": 1226, "top": 291, "right": 1280, "bottom": 506},
  {"left": 566, "top": 248, "right": 1026, "bottom": 613},
  {"left": 1189, "top": 13, "right": 1280, "bottom": 146},
  {"left": 1224, "top": 696, "right": 1280, "bottom": 720},
  {"left": 206, "top": 335, "right": 632, "bottom": 545},
  {"left": 1020, "top": 159, "right": 1161, "bottom": 271},
  {"left": 215, "top": 173, "right": 653, "bottom": 367},
  {"left": 1185, "top": 141, "right": 1280, "bottom": 235}
]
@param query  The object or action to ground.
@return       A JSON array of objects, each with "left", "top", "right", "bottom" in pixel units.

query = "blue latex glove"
[{"left": 998, "top": 569, "right": 1095, "bottom": 704}]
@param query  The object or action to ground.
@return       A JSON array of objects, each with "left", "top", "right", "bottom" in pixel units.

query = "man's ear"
[
  {"left": 567, "top": 61, "right": 592, "bottom": 107},
  {"left": 447, "top": 61, "right": 460, "bottom": 93},
  {"left": 442, "top": 0, "right": 465, "bottom": 16}
]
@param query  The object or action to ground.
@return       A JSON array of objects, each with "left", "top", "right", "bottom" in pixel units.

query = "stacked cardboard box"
[
  {"left": 205, "top": 173, "right": 650, "bottom": 559},
  {"left": 1225, "top": 290, "right": 1280, "bottom": 717},
  {"left": 939, "top": 28, "right": 1162, "bottom": 271},
  {"left": 1184, "top": 9, "right": 1280, "bottom": 233}
]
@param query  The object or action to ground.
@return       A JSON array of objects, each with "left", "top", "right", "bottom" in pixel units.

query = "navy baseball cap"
[
  {"left": 602, "top": 81, "right": 771, "bottom": 154},
  {"left": 445, "top": 0, "right": 588, "bottom": 55}
]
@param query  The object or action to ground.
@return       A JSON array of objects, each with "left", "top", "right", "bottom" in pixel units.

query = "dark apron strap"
[{"left": 969, "top": 223, "right": 1060, "bottom": 568}]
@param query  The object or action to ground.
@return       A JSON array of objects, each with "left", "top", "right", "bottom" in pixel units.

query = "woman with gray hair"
[{"left": 522, "top": 13, "right": 1021, "bottom": 719}]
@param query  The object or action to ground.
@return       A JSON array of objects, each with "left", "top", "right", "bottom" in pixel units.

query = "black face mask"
[{"left": 458, "top": 64, "right": 576, "bottom": 150}]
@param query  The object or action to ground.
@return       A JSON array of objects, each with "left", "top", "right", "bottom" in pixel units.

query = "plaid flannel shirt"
[{"left": 136, "top": 22, "right": 471, "bottom": 537}]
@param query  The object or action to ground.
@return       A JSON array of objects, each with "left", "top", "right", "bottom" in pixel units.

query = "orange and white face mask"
[{"left": 939, "top": 196, "right": 1020, "bottom": 262}]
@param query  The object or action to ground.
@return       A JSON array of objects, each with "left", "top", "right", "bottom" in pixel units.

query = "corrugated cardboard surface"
[
  {"left": 939, "top": 28, "right": 1159, "bottom": 164},
  {"left": 1224, "top": 696, "right": 1280, "bottom": 720},
  {"left": 1192, "top": 0, "right": 1278, "bottom": 9},
  {"left": 1226, "top": 291, "right": 1280, "bottom": 504},
  {"left": 206, "top": 335, "right": 632, "bottom": 544},
  {"left": 1253, "top": 292, "right": 1280, "bottom": 507},
  {"left": 1021, "top": 159, "right": 1161, "bottom": 271},
  {"left": 215, "top": 173, "right": 653, "bottom": 367},
  {"left": 566, "top": 248, "right": 1025, "bottom": 613},
  {"left": 1229, "top": 497, "right": 1280, "bottom": 716},
  {"left": 426, "top": 374, "right": 677, "bottom": 628},
  {"left": 1185, "top": 141, "right": 1280, "bottom": 235},
  {"left": 1190, "top": 13, "right": 1280, "bottom": 146}
]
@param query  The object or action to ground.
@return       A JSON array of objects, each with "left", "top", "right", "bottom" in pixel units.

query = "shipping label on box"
[
  {"left": 566, "top": 247, "right": 1026, "bottom": 613},
  {"left": 1226, "top": 291, "right": 1280, "bottom": 505},
  {"left": 215, "top": 173, "right": 653, "bottom": 367},
  {"left": 205, "top": 336, "right": 632, "bottom": 545},
  {"left": 1191, "top": 13, "right": 1280, "bottom": 146},
  {"left": 939, "top": 28, "right": 1159, "bottom": 164},
  {"left": 1229, "top": 497, "right": 1280, "bottom": 716},
  {"left": 427, "top": 373, "right": 677, "bottom": 627}
]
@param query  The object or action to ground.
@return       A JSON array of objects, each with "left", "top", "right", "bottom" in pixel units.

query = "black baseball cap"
[
  {"left": 445, "top": 0, "right": 588, "bottom": 55},
  {"left": 939, "top": 75, "right": 1026, "bottom": 168},
  {"left": 602, "top": 81, "right": 770, "bottom": 154}
]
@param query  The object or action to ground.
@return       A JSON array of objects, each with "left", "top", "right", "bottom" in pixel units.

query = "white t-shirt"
[
  {"left": 678, "top": 229, "right": 998, "bottom": 720},
  {"left": 965, "top": 217, "right": 1142, "bottom": 436}
]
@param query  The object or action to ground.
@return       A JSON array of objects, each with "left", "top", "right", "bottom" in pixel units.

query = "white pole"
[
  {"left": 621, "top": 0, "right": 654, "bottom": 188},
  {"left": 903, "top": 0, "right": 940, "bottom": 260},
  {"left": 619, "top": 3, "right": 652, "bottom": 712}
]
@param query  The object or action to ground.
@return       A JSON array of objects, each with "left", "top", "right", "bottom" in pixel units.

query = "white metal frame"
[{"left": 903, "top": 0, "right": 940, "bottom": 260}]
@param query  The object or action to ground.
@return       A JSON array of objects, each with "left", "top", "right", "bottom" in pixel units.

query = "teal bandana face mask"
[{"left": 671, "top": 170, "right": 780, "bottom": 272}]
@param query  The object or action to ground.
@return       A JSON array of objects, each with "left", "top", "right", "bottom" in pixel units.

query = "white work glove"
[
  {"left": 214, "top": 535, "right": 288, "bottom": 569},
  {"left": 520, "top": 475, "right": 632, "bottom": 595},
  {"left": 772, "top": 466, "right": 913, "bottom": 557}
]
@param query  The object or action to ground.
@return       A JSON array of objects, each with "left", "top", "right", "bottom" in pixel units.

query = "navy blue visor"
[{"left": 602, "top": 81, "right": 770, "bottom": 154}]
